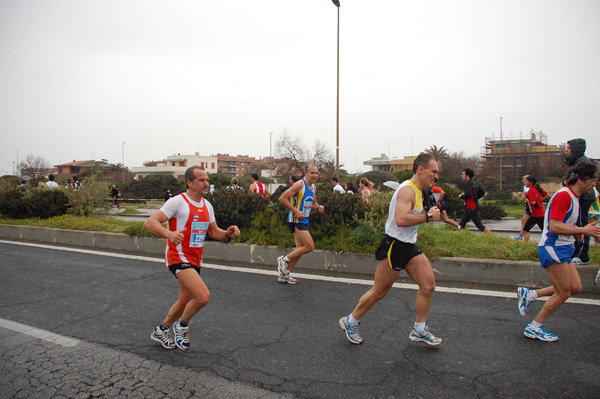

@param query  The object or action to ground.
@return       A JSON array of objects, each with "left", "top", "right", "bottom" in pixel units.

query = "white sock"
[
  {"left": 414, "top": 322, "right": 426, "bottom": 332},
  {"left": 530, "top": 290, "right": 539, "bottom": 300},
  {"left": 530, "top": 320, "right": 542, "bottom": 329},
  {"left": 348, "top": 314, "right": 359, "bottom": 326}
]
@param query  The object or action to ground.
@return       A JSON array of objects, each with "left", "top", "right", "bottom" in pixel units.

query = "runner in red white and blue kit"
[
  {"left": 144, "top": 166, "right": 240, "bottom": 351},
  {"left": 517, "top": 161, "right": 599, "bottom": 342}
]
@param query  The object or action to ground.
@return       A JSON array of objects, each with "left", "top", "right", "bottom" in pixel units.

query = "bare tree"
[
  {"left": 18, "top": 154, "right": 51, "bottom": 182},
  {"left": 274, "top": 131, "right": 336, "bottom": 177},
  {"left": 275, "top": 130, "right": 309, "bottom": 175}
]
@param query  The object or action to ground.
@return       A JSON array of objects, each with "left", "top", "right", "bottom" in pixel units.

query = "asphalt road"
[{"left": 1, "top": 241, "right": 599, "bottom": 398}]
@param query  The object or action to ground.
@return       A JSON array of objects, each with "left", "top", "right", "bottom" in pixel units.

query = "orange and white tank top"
[
  {"left": 160, "top": 193, "right": 215, "bottom": 268},
  {"left": 384, "top": 180, "right": 422, "bottom": 244}
]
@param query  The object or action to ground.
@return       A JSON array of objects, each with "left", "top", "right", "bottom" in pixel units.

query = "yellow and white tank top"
[{"left": 384, "top": 180, "right": 422, "bottom": 244}]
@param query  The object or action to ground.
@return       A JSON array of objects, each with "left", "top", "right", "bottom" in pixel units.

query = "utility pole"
[{"left": 499, "top": 117, "right": 503, "bottom": 191}]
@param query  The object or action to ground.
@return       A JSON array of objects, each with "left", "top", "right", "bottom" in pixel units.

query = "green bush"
[
  {"left": 122, "top": 174, "right": 186, "bottom": 199},
  {"left": 0, "top": 188, "right": 69, "bottom": 219},
  {"left": 352, "top": 225, "right": 380, "bottom": 247},
  {"left": 68, "top": 175, "right": 110, "bottom": 216},
  {"left": 479, "top": 202, "right": 507, "bottom": 219},
  {"left": 123, "top": 222, "right": 155, "bottom": 237},
  {"left": 206, "top": 188, "right": 270, "bottom": 231}
]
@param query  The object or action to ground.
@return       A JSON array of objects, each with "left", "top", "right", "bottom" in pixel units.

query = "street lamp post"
[
  {"left": 332, "top": 0, "right": 340, "bottom": 179},
  {"left": 122, "top": 141, "right": 126, "bottom": 183},
  {"left": 499, "top": 117, "right": 503, "bottom": 190}
]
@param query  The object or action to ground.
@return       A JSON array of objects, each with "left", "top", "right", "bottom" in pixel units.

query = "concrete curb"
[{"left": 1, "top": 225, "right": 597, "bottom": 293}]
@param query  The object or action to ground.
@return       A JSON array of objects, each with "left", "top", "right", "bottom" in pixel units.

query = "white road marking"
[
  {"left": 2, "top": 239, "right": 599, "bottom": 306},
  {"left": 0, "top": 318, "right": 80, "bottom": 347}
]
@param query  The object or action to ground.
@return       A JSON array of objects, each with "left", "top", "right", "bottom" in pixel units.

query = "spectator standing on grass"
[
  {"left": 332, "top": 177, "right": 345, "bottom": 194},
  {"left": 249, "top": 173, "right": 270, "bottom": 198},
  {"left": 164, "top": 188, "right": 173, "bottom": 202},
  {"left": 44, "top": 175, "right": 59, "bottom": 189},
  {"left": 110, "top": 185, "right": 121, "bottom": 209},
  {"left": 226, "top": 178, "right": 243, "bottom": 191},
  {"left": 359, "top": 178, "right": 374, "bottom": 204},
  {"left": 516, "top": 161, "right": 599, "bottom": 342},
  {"left": 345, "top": 181, "right": 357, "bottom": 195},
  {"left": 563, "top": 138, "right": 597, "bottom": 266},
  {"left": 72, "top": 176, "right": 82, "bottom": 191},
  {"left": 458, "top": 168, "right": 491, "bottom": 234},
  {"left": 144, "top": 166, "right": 240, "bottom": 351}
]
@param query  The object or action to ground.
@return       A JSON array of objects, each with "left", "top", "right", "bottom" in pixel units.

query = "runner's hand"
[{"left": 169, "top": 228, "right": 186, "bottom": 245}]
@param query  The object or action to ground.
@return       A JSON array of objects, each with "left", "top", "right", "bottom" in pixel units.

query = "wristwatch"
[{"left": 427, "top": 213, "right": 433, "bottom": 222}]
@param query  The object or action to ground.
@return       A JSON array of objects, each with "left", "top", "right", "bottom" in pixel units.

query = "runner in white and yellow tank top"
[{"left": 339, "top": 154, "right": 444, "bottom": 347}]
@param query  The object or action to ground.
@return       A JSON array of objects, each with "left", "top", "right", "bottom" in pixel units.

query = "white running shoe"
[
  {"left": 339, "top": 316, "right": 363, "bottom": 344},
  {"left": 517, "top": 287, "right": 535, "bottom": 317},
  {"left": 524, "top": 324, "right": 558, "bottom": 342},
  {"left": 409, "top": 326, "right": 442, "bottom": 346},
  {"left": 595, "top": 268, "right": 600, "bottom": 286},
  {"left": 277, "top": 274, "right": 298, "bottom": 284},
  {"left": 277, "top": 256, "right": 289, "bottom": 276}
]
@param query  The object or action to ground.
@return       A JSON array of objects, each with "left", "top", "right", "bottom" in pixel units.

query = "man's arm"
[
  {"left": 249, "top": 183, "right": 257, "bottom": 194},
  {"left": 207, "top": 221, "right": 240, "bottom": 241},
  {"left": 311, "top": 184, "right": 325, "bottom": 213},
  {"left": 144, "top": 210, "right": 185, "bottom": 245},
  {"left": 394, "top": 186, "right": 440, "bottom": 227},
  {"left": 549, "top": 219, "right": 600, "bottom": 238}
]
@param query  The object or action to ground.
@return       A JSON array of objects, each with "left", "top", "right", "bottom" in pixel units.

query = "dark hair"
[
  {"left": 251, "top": 172, "right": 259, "bottom": 181},
  {"left": 463, "top": 168, "right": 474, "bottom": 179},
  {"left": 184, "top": 166, "right": 205, "bottom": 188},
  {"left": 566, "top": 161, "right": 598, "bottom": 185},
  {"left": 48, "top": 174, "right": 55, "bottom": 181},
  {"left": 331, "top": 176, "right": 339, "bottom": 183},
  {"left": 524, "top": 175, "right": 543, "bottom": 194},
  {"left": 230, "top": 177, "right": 239, "bottom": 185},
  {"left": 412, "top": 153, "right": 435, "bottom": 173},
  {"left": 290, "top": 175, "right": 300, "bottom": 183},
  {"left": 345, "top": 181, "right": 357, "bottom": 193}
]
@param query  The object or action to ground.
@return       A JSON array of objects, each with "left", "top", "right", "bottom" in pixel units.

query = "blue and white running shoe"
[
  {"left": 517, "top": 287, "right": 534, "bottom": 317},
  {"left": 173, "top": 320, "right": 190, "bottom": 351},
  {"left": 409, "top": 326, "right": 442, "bottom": 346},
  {"left": 524, "top": 324, "right": 558, "bottom": 342},
  {"left": 150, "top": 327, "right": 175, "bottom": 349},
  {"left": 339, "top": 316, "right": 363, "bottom": 344}
]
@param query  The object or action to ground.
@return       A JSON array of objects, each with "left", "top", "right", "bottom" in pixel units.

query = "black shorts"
[
  {"left": 288, "top": 222, "right": 310, "bottom": 233},
  {"left": 168, "top": 263, "right": 201, "bottom": 278},
  {"left": 523, "top": 216, "right": 544, "bottom": 232},
  {"left": 375, "top": 234, "right": 423, "bottom": 271}
]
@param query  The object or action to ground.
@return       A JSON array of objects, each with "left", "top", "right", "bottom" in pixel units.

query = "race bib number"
[
  {"left": 303, "top": 199, "right": 313, "bottom": 216},
  {"left": 190, "top": 222, "right": 209, "bottom": 247}
]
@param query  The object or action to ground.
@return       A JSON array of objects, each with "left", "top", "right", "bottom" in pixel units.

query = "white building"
[{"left": 131, "top": 153, "right": 218, "bottom": 180}]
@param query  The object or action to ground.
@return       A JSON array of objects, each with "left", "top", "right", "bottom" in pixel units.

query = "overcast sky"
[{"left": 1, "top": 0, "right": 598, "bottom": 177}]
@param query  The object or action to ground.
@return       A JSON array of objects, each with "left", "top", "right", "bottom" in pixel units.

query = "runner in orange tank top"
[{"left": 144, "top": 166, "right": 240, "bottom": 351}]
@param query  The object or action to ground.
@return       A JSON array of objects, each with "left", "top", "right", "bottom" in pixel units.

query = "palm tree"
[{"left": 424, "top": 145, "right": 449, "bottom": 161}]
